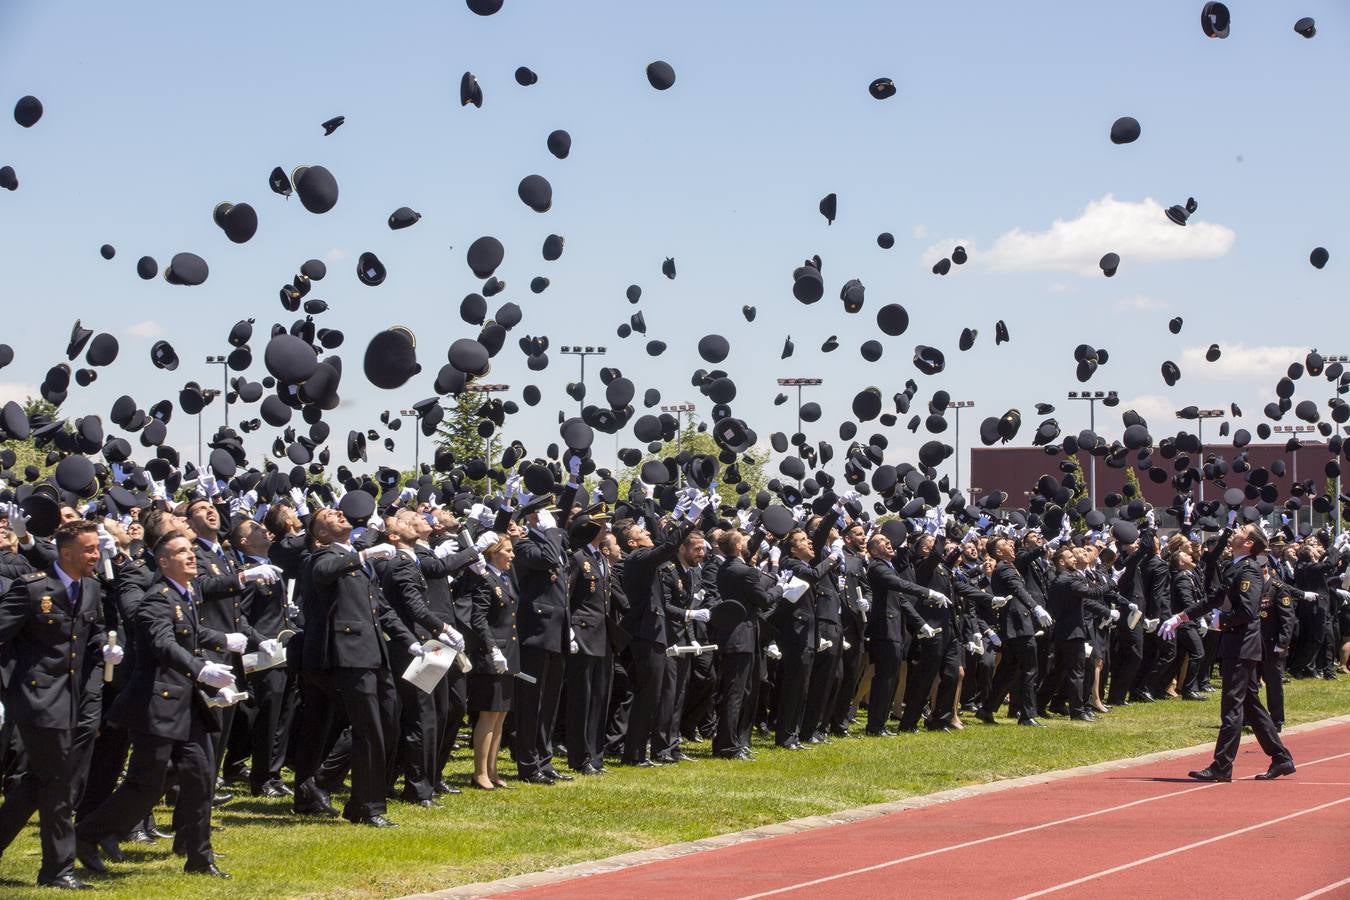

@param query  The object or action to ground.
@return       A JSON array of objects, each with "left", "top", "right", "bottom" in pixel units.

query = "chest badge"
[
  {"left": 494, "top": 585, "right": 503, "bottom": 598},
  {"left": 211, "top": 564, "right": 221, "bottom": 575},
  {"left": 1239, "top": 579, "right": 1251, "bottom": 593},
  {"left": 1281, "top": 595, "right": 1292, "bottom": 607},
  {"left": 40, "top": 597, "right": 52, "bottom": 613},
  {"left": 175, "top": 604, "right": 184, "bottom": 621}
]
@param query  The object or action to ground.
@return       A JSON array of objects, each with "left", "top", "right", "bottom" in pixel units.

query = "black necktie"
[{"left": 68, "top": 579, "right": 82, "bottom": 612}]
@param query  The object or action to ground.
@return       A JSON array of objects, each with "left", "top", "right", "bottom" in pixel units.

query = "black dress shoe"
[
  {"left": 184, "top": 862, "right": 231, "bottom": 878},
  {"left": 671, "top": 750, "right": 696, "bottom": 762},
  {"left": 1018, "top": 718, "right": 1047, "bottom": 728},
  {"left": 38, "top": 873, "right": 94, "bottom": 890},
  {"left": 97, "top": 837, "right": 127, "bottom": 863},
  {"left": 652, "top": 754, "right": 678, "bottom": 765},
  {"left": 1255, "top": 759, "right": 1297, "bottom": 780},
  {"left": 126, "top": 829, "right": 156, "bottom": 845},
  {"left": 578, "top": 763, "right": 602, "bottom": 775},
  {"left": 829, "top": 727, "right": 851, "bottom": 738},
  {"left": 865, "top": 727, "right": 896, "bottom": 736},
  {"left": 521, "top": 772, "right": 556, "bottom": 785},
  {"left": 413, "top": 799, "right": 438, "bottom": 808},
  {"left": 897, "top": 726, "right": 919, "bottom": 734},
  {"left": 544, "top": 768, "right": 574, "bottom": 781},
  {"left": 1181, "top": 692, "right": 1207, "bottom": 701},
  {"left": 433, "top": 780, "right": 454, "bottom": 795},
  {"left": 975, "top": 710, "right": 998, "bottom": 725},
  {"left": 256, "top": 783, "right": 290, "bottom": 798},
  {"left": 1069, "top": 713, "right": 1095, "bottom": 722},
  {"left": 294, "top": 782, "right": 340, "bottom": 817},
  {"left": 212, "top": 791, "right": 234, "bottom": 807},
  {"left": 733, "top": 749, "right": 753, "bottom": 760},
  {"left": 623, "top": 758, "right": 656, "bottom": 768},
  {"left": 1188, "top": 767, "right": 1232, "bottom": 783},
  {"left": 75, "top": 840, "right": 106, "bottom": 876},
  {"left": 146, "top": 822, "right": 173, "bottom": 841},
  {"left": 354, "top": 815, "right": 398, "bottom": 828}
]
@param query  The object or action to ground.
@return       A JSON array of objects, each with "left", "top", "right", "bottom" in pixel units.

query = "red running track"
[{"left": 505, "top": 722, "right": 1350, "bottom": 900}]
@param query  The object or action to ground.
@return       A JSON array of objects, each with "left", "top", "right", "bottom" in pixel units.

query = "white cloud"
[
  {"left": 920, "top": 238, "right": 976, "bottom": 268},
  {"left": 1179, "top": 344, "right": 1305, "bottom": 382},
  {"left": 124, "top": 320, "right": 166, "bottom": 338},
  {"left": 325, "top": 247, "right": 347, "bottom": 261},
  {"left": 0, "top": 382, "right": 39, "bottom": 406},
  {"left": 979, "top": 195, "right": 1236, "bottom": 276},
  {"left": 1112, "top": 294, "right": 1168, "bottom": 312},
  {"left": 1115, "top": 394, "right": 1177, "bottom": 427},
  {"left": 911, "top": 225, "right": 928, "bottom": 239}
]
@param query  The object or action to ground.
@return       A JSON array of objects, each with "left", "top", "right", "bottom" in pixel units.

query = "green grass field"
[{"left": 2, "top": 679, "right": 1346, "bottom": 898}]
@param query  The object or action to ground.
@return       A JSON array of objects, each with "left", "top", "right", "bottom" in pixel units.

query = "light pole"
[
  {"left": 399, "top": 409, "right": 419, "bottom": 474},
  {"left": 1067, "top": 390, "right": 1117, "bottom": 511},
  {"left": 464, "top": 383, "right": 510, "bottom": 468},
  {"left": 1175, "top": 407, "right": 1224, "bottom": 502},
  {"left": 197, "top": 388, "right": 220, "bottom": 467},
  {"left": 559, "top": 346, "right": 606, "bottom": 415},
  {"left": 949, "top": 400, "right": 974, "bottom": 494},
  {"left": 777, "top": 378, "right": 822, "bottom": 486},
  {"left": 661, "top": 403, "right": 695, "bottom": 485},
  {"left": 205, "top": 355, "right": 230, "bottom": 427},
  {"left": 1273, "top": 424, "right": 1318, "bottom": 532}
]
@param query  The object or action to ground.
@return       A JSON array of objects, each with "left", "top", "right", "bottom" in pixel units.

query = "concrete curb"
[{"left": 406, "top": 713, "right": 1350, "bottom": 899}]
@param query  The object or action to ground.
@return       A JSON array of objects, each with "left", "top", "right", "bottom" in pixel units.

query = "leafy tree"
[
  {"left": 615, "top": 412, "right": 769, "bottom": 510},
  {"left": 433, "top": 392, "right": 492, "bottom": 493}
]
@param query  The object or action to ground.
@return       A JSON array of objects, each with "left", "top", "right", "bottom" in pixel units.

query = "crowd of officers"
[{"left": 0, "top": 476, "right": 1347, "bottom": 888}]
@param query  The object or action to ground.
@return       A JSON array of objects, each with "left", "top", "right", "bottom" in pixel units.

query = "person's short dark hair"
[
  {"left": 152, "top": 532, "right": 190, "bottom": 561},
  {"left": 54, "top": 520, "right": 98, "bottom": 551},
  {"left": 612, "top": 517, "right": 637, "bottom": 550},
  {"left": 262, "top": 503, "right": 293, "bottom": 538},
  {"left": 681, "top": 529, "right": 705, "bottom": 549}
]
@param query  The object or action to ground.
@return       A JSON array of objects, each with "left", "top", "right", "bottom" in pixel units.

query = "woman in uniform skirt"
[{"left": 467, "top": 536, "right": 519, "bottom": 790}]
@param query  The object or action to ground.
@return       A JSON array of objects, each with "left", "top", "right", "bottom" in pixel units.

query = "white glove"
[
  {"left": 197, "top": 661, "right": 237, "bottom": 689},
  {"left": 0, "top": 699, "right": 4, "bottom": 729},
  {"left": 96, "top": 526, "right": 118, "bottom": 556},
  {"left": 148, "top": 479, "right": 167, "bottom": 501},
  {"left": 1033, "top": 605, "right": 1053, "bottom": 627},
  {"left": 225, "top": 632, "right": 248, "bottom": 653},
  {"left": 1158, "top": 613, "right": 1185, "bottom": 640},
  {"left": 817, "top": 637, "right": 834, "bottom": 652},
  {"left": 490, "top": 647, "right": 508, "bottom": 674},
  {"left": 842, "top": 639, "right": 852, "bottom": 651},
  {"left": 240, "top": 564, "right": 283, "bottom": 585},
  {"left": 359, "top": 544, "right": 397, "bottom": 564},
  {"left": 918, "top": 623, "right": 938, "bottom": 639},
  {"left": 438, "top": 627, "right": 465, "bottom": 653},
  {"left": 102, "top": 643, "right": 124, "bottom": 666},
  {"left": 827, "top": 548, "right": 844, "bottom": 566},
  {"left": 686, "top": 608, "right": 711, "bottom": 623},
  {"left": 568, "top": 455, "right": 582, "bottom": 478},
  {"left": 856, "top": 597, "right": 871, "bottom": 615},
  {"left": 1143, "top": 617, "right": 1160, "bottom": 634},
  {"left": 4, "top": 502, "right": 28, "bottom": 540},
  {"left": 985, "top": 629, "right": 1003, "bottom": 648},
  {"left": 505, "top": 473, "right": 523, "bottom": 498},
  {"left": 399, "top": 487, "right": 416, "bottom": 503},
  {"left": 765, "top": 642, "right": 782, "bottom": 661},
  {"left": 990, "top": 595, "right": 1009, "bottom": 610},
  {"left": 1336, "top": 589, "right": 1350, "bottom": 601},
  {"left": 366, "top": 514, "right": 386, "bottom": 533},
  {"left": 688, "top": 492, "right": 712, "bottom": 520},
  {"left": 289, "top": 487, "right": 311, "bottom": 517},
  {"left": 408, "top": 642, "right": 426, "bottom": 658},
  {"left": 927, "top": 588, "right": 952, "bottom": 608},
  {"left": 768, "top": 545, "right": 782, "bottom": 566},
  {"left": 259, "top": 638, "right": 283, "bottom": 658},
  {"left": 434, "top": 539, "right": 460, "bottom": 559},
  {"left": 1303, "top": 591, "right": 1319, "bottom": 602},
  {"left": 285, "top": 600, "right": 302, "bottom": 619},
  {"left": 1083, "top": 641, "right": 1094, "bottom": 659},
  {"left": 473, "top": 531, "right": 498, "bottom": 553},
  {"left": 1109, "top": 608, "right": 1120, "bottom": 622},
  {"left": 840, "top": 490, "right": 860, "bottom": 506},
  {"left": 965, "top": 640, "right": 979, "bottom": 654},
  {"left": 1127, "top": 602, "right": 1139, "bottom": 612},
  {"left": 1196, "top": 616, "right": 1208, "bottom": 636},
  {"left": 569, "top": 627, "right": 579, "bottom": 655}
]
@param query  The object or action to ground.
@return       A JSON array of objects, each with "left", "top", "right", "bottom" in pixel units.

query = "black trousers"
[
  {"left": 985, "top": 635, "right": 1038, "bottom": 721},
  {"left": 605, "top": 650, "right": 633, "bottom": 756},
  {"left": 774, "top": 645, "right": 814, "bottom": 746},
  {"left": 67, "top": 674, "right": 103, "bottom": 813},
  {"left": 1198, "top": 629, "right": 1220, "bottom": 688},
  {"left": 565, "top": 652, "right": 612, "bottom": 770},
  {"left": 1261, "top": 647, "right": 1288, "bottom": 728},
  {"left": 901, "top": 632, "right": 962, "bottom": 729},
  {"left": 1212, "top": 657, "right": 1291, "bottom": 774},
  {"left": 1108, "top": 620, "right": 1144, "bottom": 703},
  {"left": 713, "top": 651, "right": 757, "bottom": 755},
  {"left": 434, "top": 668, "right": 466, "bottom": 780},
  {"left": 1171, "top": 624, "right": 1205, "bottom": 695},
  {"left": 0, "top": 725, "right": 78, "bottom": 880},
  {"left": 866, "top": 639, "right": 903, "bottom": 733},
  {"left": 802, "top": 623, "right": 843, "bottom": 738},
  {"left": 1292, "top": 601, "right": 1325, "bottom": 674},
  {"left": 513, "top": 647, "right": 564, "bottom": 777},
  {"left": 292, "top": 666, "right": 397, "bottom": 820},
  {"left": 78, "top": 720, "right": 215, "bottom": 869},
  {"left": 1044, "top": 639, "right": 1089, "bottom": 715},
  {"left": 394, "top": 675, "right": 438, "bottom": 801},
  {"left": 830, "top": 622, "right": 867, "bottom": 731},
  {"left": 622, "top": 640, "right": 667, "bottom": 762},
  {"left": 1144, "top": 633, "right": 1177, "bottom": 696},
  {"left": 683, "top": 648, "right": 717, "bottom": 740},
  {"left": 246, "top": 665, "right": 292, "bottom": 791},
  {"left": 653, "top": 652, "right": 690, "bottom": 757}
]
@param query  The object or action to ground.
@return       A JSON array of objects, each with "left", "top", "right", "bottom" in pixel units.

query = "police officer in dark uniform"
[
  {"left": 1042, "top": 545, "right": 1117, "bottom": 720},
  {"left": 1162, "top": 525, "right": 1296, "bottom": 782},
  {"left": 1258, "top": 563, "right": 1297, "bottom": 731},
  {"left": 864, "top": 530, "right": 929, "bottom": 736},
  {"left": 0, "top": 521, "right": 116, "bottom": 889},
  {"left": 829, "top": 519, "right": 871, "bottom": 737},
  {"left": 710, "top": 529, "right": 781, "bottom": 758},
  {"left": 564, "top": 515, "right": 613, "bottom": 774},
  {"left": 979, "top": 535, "right": 1053, "bottom": 727},
  {"left": 653, "top": 529, "right": 709, "bottom": 763}
]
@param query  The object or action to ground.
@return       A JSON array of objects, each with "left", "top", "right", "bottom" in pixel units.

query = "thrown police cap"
[
  {"left": 1099, "top": 252, "right": 1120, "bottom": 277},
  {"left": 1294, "top": 16, "right": 1316, "bottom": 38},
  {"left": 799, "top": 401, "right": 822, "bottom": 423},
  {"left": 995, "top": 320, "right": 1009, "bottom": 344},
  {"left": 13, "top": 95, "right": 42, "bottom": 128},
  {"left": 628, "top": 311, "right": 647, "bottom": 335},
  {"left": 149, "top": 339, "right": 177, "bottom": 372},
  {"left": 741, "top": 305, "right": 756, "bottom": 323},
  {"left": 99, "top": 243, "right": 115, "bottom": 260},
  {"left": 514, "top": 65, "right": 538, "bottom": 86},
  {"left": 868, "top": 77, "right": 896, "bottom": 100},
  {"left": 560, "top": 417, "right": 594, "bottom": 451},
  {"left": 467, "top": 236, "right": 505, "bottom": 279},
  {"left": 819, "top": 192, "right": 837, "bottom": 226},
  {"left": 913, "top": 345, "right": 945, "bottom": 376},
  {"left": 661, "top": 257, "right": 677, "bottom": 280},
  {"left": 264, "top": 334, "right": 317, "bottom": 384},
  {"left": 876, "top": 232, "right": 895, "bottom": 250},
  {"left": 932, "top": 257, "right": 951, "bottom": 276},
  {"left": 1201, "top": 3, "right": 1230, "bottom": 38},
  {"left": 131, "top": 254, "right": 158, "bottom": 280},
  {"left": 346, "top": 429, "right": 367, "bottom": 463},
  {"left": 518, "top": 174, "right": 552, "bottom": 213},
  {"left": 66, "top": 320, "right": 94, "bottom": 361},
  {"left": 1309, "top": 247, "right": 1329, "bottom": 269},
  {"left": 85, "top": 333, "right": 118, "bottom": 367},
  {"left": 163, "top": 251, "right": 209, "bottom": 286},
  {"left": 338, "top": 487, "right": 377, "bottom": 523},
  {"left": 385, "top": 206, "right": 421, "bottom": 230},
  {"left": 357, "top": 251, "right": 387, "bottom": 286},
  {"left": 1167, "top": 316, "right": 1184, "bottom": 335},
  {"left": 1109, "top": 117, "right": 1140, "bottom": 145},
  {"left": 792, "top": 264, "right": 824, "bottom": 304},
  {"left": 646, "top": 60, "right": 676, "bottom": 90},
  {"left": 840, "top": 278, "right": 864, "bottom": 313},
  {"left": 267, "top": 165, "right": 292, "bottom": 197},
  {"left": 860, "top": 340, "right": 882, "bottom": 362},
  {"left": 958, "top": 328, "right": 977, "bottom": 352},
  {"left": 291, "top": 165, "right": 338, "bottom": 214},
  {"left": 213, "top": 201, "right": 258, "bottom": 243},
  {"left": 545, "top": 129, "right": 572, "bottom": 160},
  {"left": 539, "top": 234, "right": 566, "bottom": 263},
  {"left": 1161, "top": 360, "right": 1180, "bottom": 386},
  {"left": 460, "top": 72, "right": 483, "bottom": 107},
  {"left": 319, "top": 114, "right": 345, "bottom": 136},
  {"left": 697, "top": 334, "right": 729, "bottom": 364},
  {"left": 0, "top": 165, "right": 16, "bottom": 191},
  {"left": 1204, "top": 343, "right": 1221, "bottom": 362}
]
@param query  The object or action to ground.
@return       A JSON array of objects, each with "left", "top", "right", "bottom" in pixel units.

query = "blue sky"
[{"left": 1, "top": 1, "right": 1346, "bottom": 487}]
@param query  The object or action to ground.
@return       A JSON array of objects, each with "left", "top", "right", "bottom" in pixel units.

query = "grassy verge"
[{"left": 1, "top": 679, "right": 1346, "bottom": 898}]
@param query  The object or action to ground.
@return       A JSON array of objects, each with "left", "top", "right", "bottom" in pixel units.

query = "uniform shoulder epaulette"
[
  {"left": 21, "top": 570, "right": 46, "bottom": 583},
  {"left": 131, "top": 558, "right": 146, "bottom": 568}
]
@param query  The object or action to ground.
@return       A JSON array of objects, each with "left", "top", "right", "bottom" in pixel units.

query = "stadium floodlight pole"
[
  {"left": 949, "top": 401, "right": 974, "bottom": 494},
  {"left": 1175, "top": 407, "right": 1225, "bottom": 502},
  {"left": 778, "top": 378, "right": 822, "bottom": 486},
  {"left": 1273, "top": 424, "right": 1318, "bottom": 532},
  {"left": 662, "top": 403, "right": 696, "bottom": 485},
  {"left": 399, "top": 409, "right": 419, "bottom": 474},
  {"left": 1067, "top": 390, "right": 1117, "bottom": 511},
  {"left": 205, "top": 355, "right": 230, "bottom": 427},
  {"left": 560, "top": 346, "right": 606, "bottom": 415},
  {"left": 464, "top": 384, "right": 510, "bottom": 469},
  {"left": 197, "top": 389, "right": 221, "bottom": 468}
]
